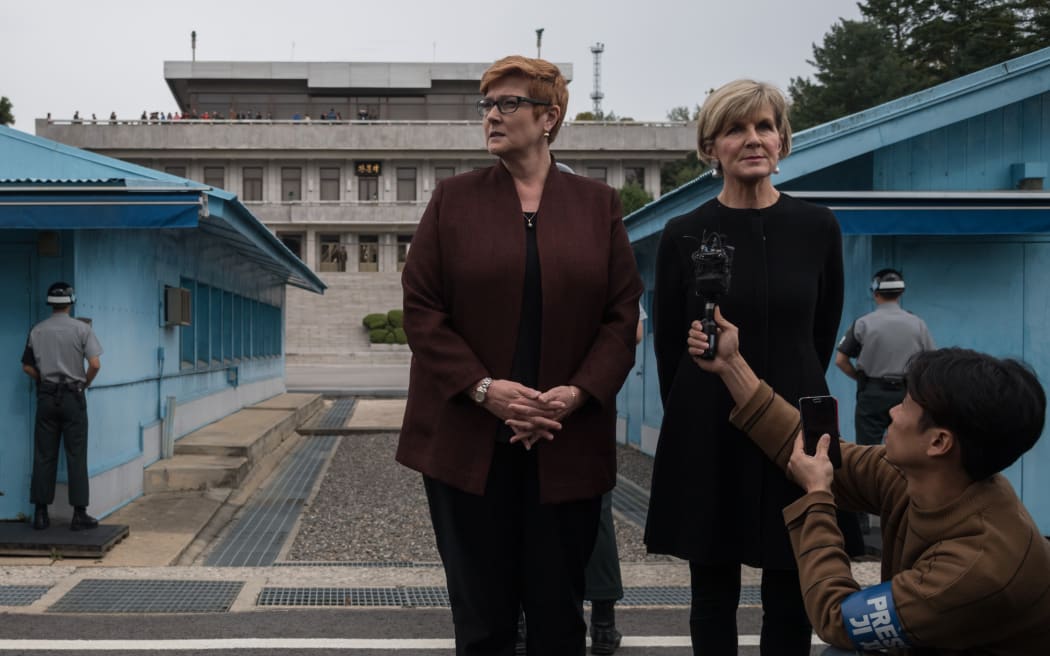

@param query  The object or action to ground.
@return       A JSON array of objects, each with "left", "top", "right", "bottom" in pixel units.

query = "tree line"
[
  {"left": 656, "top": 0, "right": 1050, "bottom": 195},
  {"left": 788, "top": 0, "right": 1050, "bottom": 130}
]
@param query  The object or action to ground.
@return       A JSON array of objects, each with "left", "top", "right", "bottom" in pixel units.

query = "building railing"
[
  {"left": 41, "top": 118, "right": 690, "bottom": 129},
  {"left": 249, "top": 201, "right": 426, "bottom": 225}
]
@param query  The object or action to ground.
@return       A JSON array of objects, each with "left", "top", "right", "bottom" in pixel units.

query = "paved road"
[
  {"left": 285, "top": 363, "right": 409, "bottom": 395},
  {"left": 0, "top": 607, "right": 834, "bottom": 654}
]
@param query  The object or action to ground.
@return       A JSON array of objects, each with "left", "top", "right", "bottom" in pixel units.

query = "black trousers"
[
  {"left": 584, "top": 490, "right": 623, "bottom": 602},
  {"left": 31, "top": 384, "right": 90, "bottom": 507},
  {"left": 424, "top": 443, "right": 602, "bottom": 656},
  {"left": 689, "top": 561, "right": 812, "bottom": 656},
  {"left": 854, "top": 382, "right": 906, "bottom": 446}
]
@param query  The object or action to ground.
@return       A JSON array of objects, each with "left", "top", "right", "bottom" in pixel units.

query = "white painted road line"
[{"left": 0, "top": 635, "right": 829, "bottom": 650}]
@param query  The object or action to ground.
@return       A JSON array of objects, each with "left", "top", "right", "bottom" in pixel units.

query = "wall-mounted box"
[{"left": 164, "top": 286, "right": 192, "bottom": 326}]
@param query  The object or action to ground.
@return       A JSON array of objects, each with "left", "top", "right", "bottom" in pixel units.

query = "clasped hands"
[{"left": 480, "top": 379, "right": 585, "bottom": 450}]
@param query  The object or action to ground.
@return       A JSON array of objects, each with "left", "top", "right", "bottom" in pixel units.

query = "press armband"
[{"left": 841, "top": 581, "right": 912, "bottom": 651}]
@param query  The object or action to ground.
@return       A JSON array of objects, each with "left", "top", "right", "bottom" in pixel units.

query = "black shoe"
[
  {"left": 32, "top": 506, "right": 49, "bottom": 530},
  {"left": 590, "top": 622, "right": 622, "bottom": 655},
  {"left": 515, "top": 611, "right": 526, "bottom": 655},
  {"left": 70, "top": 510, "right": 98, "bottom": 531}
]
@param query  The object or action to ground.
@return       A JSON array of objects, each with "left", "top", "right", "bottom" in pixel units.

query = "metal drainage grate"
[
  {"left": 739, "top": 585, "right": 761, "bottom": 606},
  {"left": 308, "top": 398, "right": 358, "bottom": 431},
  {"left": 0, "top": 585, "right": 50, "bottom": 606},
  {"left": 403, "top": 586, "right": 450, "bottom": 607},
  {"left": 274, "top": 561, "right": 441, "bottom": 568},
  {"left": 259, "top": 587, "right": 406, "bottom": 607},
  {"left": 49, "top": 579, "right": 244, "bottom": 613},
  {"left": 619, "top": 585, "right": 760, "bottom": 607},
  {"left": 611, "top": 474, "right": 650, "bottom": 528},
  {"left": 257, "top": 585, "right": 759, "bottom": 609},
  {"left": 206, "top": 435, "right": 337, "bottom": 567}
]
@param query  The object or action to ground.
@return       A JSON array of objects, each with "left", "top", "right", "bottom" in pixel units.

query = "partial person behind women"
[
  {"left": 398, "top": 55, "right": 642, "bottom": 656},
  {"left": 644, "top": 79, "right": 859, "bottom": 655}
]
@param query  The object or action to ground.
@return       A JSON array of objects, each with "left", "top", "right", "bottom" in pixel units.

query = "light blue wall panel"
[
  {"left": 0, "top": 244, "right": 35, "bottom": 518},
  {"left": 1023, "top": 242, "right": 1050, "bottom": 533},
  {"left": 897, "top": 237, "right": 1029, "bottom": 497},
  {"left": 631, "top": 236, "right": 665, "bottom": 450},
  {"left": 1021, "top": 96, "right": 1043, "bottom": 162},
  {"left": 66, "top": 227, "right": 291, "bottom": 491},
  {"left": 874, "top": 92, "right": 1050, "bottom": 191},
  {"left": 827, "top": 235, "right": 875, "bottom": 440},
  {"left": 897, "top": 239, "right": 1024, "bottom": 356}
]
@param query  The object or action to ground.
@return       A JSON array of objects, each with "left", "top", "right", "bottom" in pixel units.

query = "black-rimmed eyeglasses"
[{"left": 476, "top": 96, "right": 552, "bottom": 117}]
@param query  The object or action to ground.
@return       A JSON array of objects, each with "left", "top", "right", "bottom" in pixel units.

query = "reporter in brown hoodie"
[{"left": 687, "top": 307, "right": 1050, "bottom": 655}]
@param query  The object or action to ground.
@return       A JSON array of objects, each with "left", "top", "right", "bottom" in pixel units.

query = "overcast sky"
[{"left": 2, "top": 0, "right": 861, "bottom": 132}]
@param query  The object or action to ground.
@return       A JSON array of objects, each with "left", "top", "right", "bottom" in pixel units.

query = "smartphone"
[{"left": 798, "top": 395, "right": 842, "bottom": 469}]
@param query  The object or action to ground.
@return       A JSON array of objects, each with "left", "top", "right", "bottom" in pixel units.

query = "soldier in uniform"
[
  {"left": 21, "top": 282, "right": 103, "bottom": 531},
  {"left": 836, "top": 269, "right": 934, "bottom": 447}
]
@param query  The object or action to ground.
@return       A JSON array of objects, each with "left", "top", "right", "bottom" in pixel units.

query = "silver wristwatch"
[{"left": 473, "top": 377, "right": 493, "bottom": 404}]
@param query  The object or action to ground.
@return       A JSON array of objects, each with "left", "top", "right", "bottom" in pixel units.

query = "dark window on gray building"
[
  {"left": 320, "top": 167, "right": 340, "bottom": 201},
  {"left": 243, "top": 167, "right": 263, "bottom": 201},
  {"left": 358, "top": 177, "right": 378, "bottom": 201},
  {"left": 282, "top": 167, "right": 302, "bottom": 201},
  {"left": 397, "top": 234, "right": 412, "bottom": 272},
  {"left": 319, "top": 234, "right": 346, "bottom": 272},
  {"left": 359, "top": 235, "right": 379, "bottom": 272},
  {"left": 204, "top": 166, "right": 225, "bottom": 190},
  {"left": 434, "top": 166, "right": 455, "bottom": 184},
  {"left": 625, "top": 167, "right": 645, "bottom": 188},
  {"left": 397, "top": 167, "right": 417, "bottom": 201}
]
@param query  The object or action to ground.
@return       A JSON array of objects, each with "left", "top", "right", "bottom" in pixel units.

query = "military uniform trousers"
[
  {"left": 854, "top": 378, "right": 906, "bottom": 446},
  {"left": 31, "top": 382, "right": 90, "bottom": 507}
]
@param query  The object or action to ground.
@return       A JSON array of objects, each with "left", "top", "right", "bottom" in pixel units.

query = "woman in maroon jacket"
[{"left": 398, "top": 55, "right": 642, "bottom": 655}]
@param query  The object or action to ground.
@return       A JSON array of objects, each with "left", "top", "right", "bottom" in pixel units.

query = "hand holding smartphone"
[{"left": 798, "top": 395, "right": 843, "bottom": 469}]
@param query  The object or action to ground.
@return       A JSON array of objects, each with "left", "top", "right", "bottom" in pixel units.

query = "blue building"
[
  {"left": 620, "top": 47, "right": 1050, "bottom": 534},
  {"left": 0, "top": 126, "right": 324, "bottom": 521}
]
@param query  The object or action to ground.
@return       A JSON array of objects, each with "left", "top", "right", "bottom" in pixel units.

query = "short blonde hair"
[
  {"left": 695, "top": 79, "right": 792, "bottom": 166},
  {"left": 480, "top": 55, "right": 568, "bottom": 142}
]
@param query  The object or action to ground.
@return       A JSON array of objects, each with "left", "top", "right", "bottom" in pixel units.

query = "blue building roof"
[
  {"left": 0, "top": 126, "right": 324, "bottom": 293},
  {"left": 626, "top": 46, "right": 1050, "bottom": 241}
]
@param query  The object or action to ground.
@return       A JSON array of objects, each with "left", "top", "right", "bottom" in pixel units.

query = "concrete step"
[
  {"left": 144, "top": 393, "right": 323, "bottom": 494},
  {"left": 173, "top": 409, "right": 297, "bottom": 462},
  {"left": 247, "top": 392, "right": 325, "bottom": 423},
  {"left": 144, "top": 454, "right": 249, "bottom": 494}
]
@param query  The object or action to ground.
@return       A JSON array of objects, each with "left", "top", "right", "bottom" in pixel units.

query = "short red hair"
[{"left": 481, "top": 55, "right": 568, "bottom": 142}]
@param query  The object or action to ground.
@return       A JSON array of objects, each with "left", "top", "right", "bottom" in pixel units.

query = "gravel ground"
[
  {"left": 288, "top": 432, "right": 437, "bottom": 562},
  {"left": 287, "top": 435, "right": 665, "bottom": 563}
]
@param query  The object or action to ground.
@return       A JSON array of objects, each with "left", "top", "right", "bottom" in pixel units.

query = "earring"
[
  {"left": 773, "top": 164, "right": 781, "bottom": 174},
  {"left": 711, "top": 161, "right": 722, "bottom": 178},
  {"left": 543, "top": 131, "right": 551, "bottom": 139}
]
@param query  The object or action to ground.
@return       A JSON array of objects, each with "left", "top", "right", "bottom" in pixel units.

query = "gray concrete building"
[{"left": 37, "top": 60, "right": 695, "bottom": 363}]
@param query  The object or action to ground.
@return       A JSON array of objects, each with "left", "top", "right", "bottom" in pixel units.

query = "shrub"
[
  {"left": 393, "top": 327, "right": 407, "bottom": 344},
  {"left": 369, "top": 328, "right": 392, "bottom": 344},
  {"left": 363, "top": 313, "right": 388, "bottom": 330},
  {"left": 383, "top": 330, "right": 397, "bottom": 344},
  {"left": 387, "top": 309, "right": 404, "bottom": 328}
]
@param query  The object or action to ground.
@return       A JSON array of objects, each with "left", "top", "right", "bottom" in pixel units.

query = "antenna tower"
[{"left": 590, "top": 43, "right": 605, "bottom": 116}]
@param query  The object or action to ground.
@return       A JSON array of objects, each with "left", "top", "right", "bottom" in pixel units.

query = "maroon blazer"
[{"left": 397, "top": 160, "right": 643, "bottom": 503}]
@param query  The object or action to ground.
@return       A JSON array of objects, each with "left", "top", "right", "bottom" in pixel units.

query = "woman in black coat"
[{"left": 644, "top": 79, "right": 855, "bottom": 655}]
